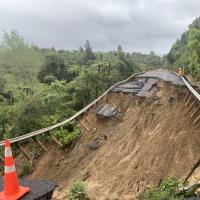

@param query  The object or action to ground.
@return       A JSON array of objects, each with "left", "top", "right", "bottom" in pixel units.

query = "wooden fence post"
[
  {"left": 32, "top": 137, "right": 47, "bottom": 152},
  {"left": 15, "top": 143, "right": 32, "bottom": 161},
  {"left": 47, "top": 132, "right": 63, "bottom": 148}
]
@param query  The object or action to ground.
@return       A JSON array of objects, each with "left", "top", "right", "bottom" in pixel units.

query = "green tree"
[
  {"left": 187, "top": 28, "right": 200, "bottom": 79},
  {"left": 82, "top": 40, "right": 96, "bottom": 64},
  {"left": 44, "top": 75, "right": 57, "bottom": 84},
  {"left": 0, "top": 30, "right": 43, "bottom": 85},
  {"left": 12, "top": 97, "right": 45, "bottom": 136},
  {"left": 117, "top": 45, "right": 122, "bottom": 52},
  {"left": 167, "top": 16, "right": 200, "bottom": 79}
]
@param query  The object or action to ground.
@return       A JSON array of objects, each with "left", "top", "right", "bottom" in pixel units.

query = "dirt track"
[{"left": 28, "top": 79, "right": 200, "bottom": 200}]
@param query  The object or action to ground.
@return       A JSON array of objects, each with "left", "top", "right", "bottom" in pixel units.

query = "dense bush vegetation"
[
  {"left": 53, "top": 122, "right": 80, "bottom": 146},
  {"left": 0, "top": 30, "right": 164, "bottom": 143},
  {"left": 167, "top": 17, "right": 200, "bottom": 80}
]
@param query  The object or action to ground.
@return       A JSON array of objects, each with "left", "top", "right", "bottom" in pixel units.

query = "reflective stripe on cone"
[
  {"left": 5, "top": 165, "right": 16, "bottom": 173},
  {"left": 5, "top": 147, "right": 12, "bottom": 157}
]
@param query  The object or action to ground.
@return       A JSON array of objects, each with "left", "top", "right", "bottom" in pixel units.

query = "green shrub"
[
  {"left": 44, "top": 75, "right": 57, "bottom": 84},
  {"left": 68, "top": 180, "right": 87, "bottom": 200},
  {"left": 139, "top": 177, "right": 184, "bottom": 200},
  {"left": 53, "top": 121, "right": 80, "bottom": 146}
]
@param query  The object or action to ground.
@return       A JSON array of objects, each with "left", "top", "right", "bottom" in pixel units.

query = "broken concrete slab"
[
  {"left": 137, "top": 78, "right": 157, "bottom": 98},
  {"left": 96, "top": 104, "right": 117, "bottom": 118}
]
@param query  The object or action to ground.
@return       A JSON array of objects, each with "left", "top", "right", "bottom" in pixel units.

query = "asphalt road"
[{"left": 0, "top": 179, "right": 57, "bottom": 200}]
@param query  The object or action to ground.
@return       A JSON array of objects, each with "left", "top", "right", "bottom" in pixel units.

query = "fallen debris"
[
  {"left": 89, "top": 141, "right": 100, "bottom": 150},
  {"left": 96, "top": 104, "right": 117, "bottom": 118}
]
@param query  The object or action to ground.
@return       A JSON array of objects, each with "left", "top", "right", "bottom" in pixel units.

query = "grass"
[{"left": 68, "top": 180, "right": 88, "bottom": 200}]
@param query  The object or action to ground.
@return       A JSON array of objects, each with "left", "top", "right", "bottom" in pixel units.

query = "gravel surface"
[{"left": 0, "top": 179, "right": 57, "bottom": 200}]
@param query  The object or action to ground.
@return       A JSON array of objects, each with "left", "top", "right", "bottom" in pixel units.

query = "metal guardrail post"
[
  {"left": 180, "top": 76, "right": 200, "bottom": 125},
  {"left": 191, "top": 105, "right": 200, "bottom": 117},
  {"left": 184, "top": 92, "right": 189, "bottom": 102},
  {"left": 186, "top": 99, "right": 197, "bottom": 113},
  {"left": 47, "top": 132, "right": 63, "bottom": 148},
  {"left": 32, "top": 137, "right": 47, "bottom": 152},
  {"left": 185, "top": 95, "right": 192, "bottom": 106},
  {"left": 15, "top": 143, "right": 32, "bottom": 161}
]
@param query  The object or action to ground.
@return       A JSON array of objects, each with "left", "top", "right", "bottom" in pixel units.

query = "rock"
[{"left": 89, "top": 141, "right": 100, "bottom": 150}]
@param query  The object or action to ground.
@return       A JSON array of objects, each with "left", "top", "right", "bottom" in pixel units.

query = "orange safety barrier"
[
  {"left": 0, "top": 139, "right": 30, "bottom": 200},
  {"left": 178, "top": 68, "right": 183, "bottom": 76}
]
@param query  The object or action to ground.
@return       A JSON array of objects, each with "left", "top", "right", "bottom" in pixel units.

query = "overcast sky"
[{"left": 0, "top": 0, "right": 199, "bottom": 55}]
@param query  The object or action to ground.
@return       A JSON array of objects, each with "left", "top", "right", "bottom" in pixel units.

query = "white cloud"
[{"left": 0, "top": 0, "right": 199, "bottom": 54}]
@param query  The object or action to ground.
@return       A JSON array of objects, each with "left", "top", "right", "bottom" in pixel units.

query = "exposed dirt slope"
[{"left": 28, "top": 81, "right": 200, "bottom": 200}]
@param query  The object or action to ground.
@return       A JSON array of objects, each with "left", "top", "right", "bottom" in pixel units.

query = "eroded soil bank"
[{"left": 28, "top": 80, "right": 200, "bottom": 200}]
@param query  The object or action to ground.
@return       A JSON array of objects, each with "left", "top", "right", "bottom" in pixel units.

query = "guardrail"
[
  {"left": 0, "top": 72, "right": 144, "bottom": 147},
  {"left": 181, "top": 76, "right": 200, "bottom": 124},
  {"left": 1, "top": 72, "right": 199, "bottom": 147},
  {"left": 181, "top": 76, "right": 200, "bottom": 101},
  {"left": 170, "top": 71, "right": 200, "bottom": 101}
]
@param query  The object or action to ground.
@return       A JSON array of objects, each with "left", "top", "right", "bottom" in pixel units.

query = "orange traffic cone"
[{"left": 0, "top": 139, "right": 30, "bottom": 200}]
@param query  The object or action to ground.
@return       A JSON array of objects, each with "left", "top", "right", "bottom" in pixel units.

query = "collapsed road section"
[
  {"left": 112, "top": 69, "right": 185, "bottom": 97},
  {"left": 1, "top": 69, "right": 200, "bottom": 199},
  {"left": 32, "top": 69, "right": 200, "bottom": 199}
]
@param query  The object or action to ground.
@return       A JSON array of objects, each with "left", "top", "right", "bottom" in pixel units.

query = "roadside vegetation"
[
  {"left": 167, "top": 17, "right": 200, "bottom": 80},
  {"left": 53, "top": 122, "right": 80, "bottom": 146}
]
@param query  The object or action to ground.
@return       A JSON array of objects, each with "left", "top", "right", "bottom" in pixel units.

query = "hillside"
[{"left": 26, "top": 71, "right": 200, "bottom": 200}]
